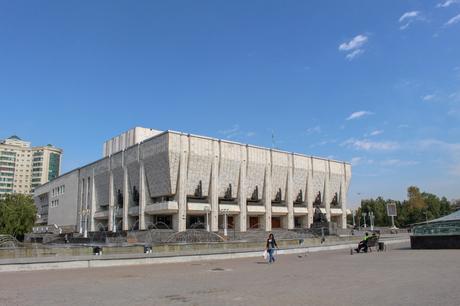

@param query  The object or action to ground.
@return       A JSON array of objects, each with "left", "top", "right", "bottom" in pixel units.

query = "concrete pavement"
[{"left": 1, "top": 241, "right": 459, "bottom": 306}]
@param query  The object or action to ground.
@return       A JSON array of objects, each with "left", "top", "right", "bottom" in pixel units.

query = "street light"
[
  {"left": 221, "top": 208, "right": 229, "bottom": 236},
  {"left": 362, "top": 213, "right": 367, "bottom": 229},
  {"left": 112, "top": 205, "right": 118, "bottom": 233},
  {"left": 369, "top": 211, "right": 375, "bottom": 231},
  {"left": 204, "top": 206, "right": 210, "bottom": 232},
  {"left": 80, "top": 208, "right": 90, "bottom": 238},
  {"left": 352, "top": 209, "right": 356, "bottom": 228}
]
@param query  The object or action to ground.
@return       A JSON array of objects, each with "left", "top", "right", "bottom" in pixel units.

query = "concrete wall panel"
[
  {"left": 245, "top": 147, "right": 267, "bottom": 200},
  {"left": 218, "top": 142, "right": 242, "bottom": 197},
  {"left": 142, "top": 134, "right": 171, "bottom": 197},
  {"left": 271, "top": 151, "right": 288, "bottom": 200},
  {"left": 292, "top": 155, "right": 310, "bottom": 201},
  {"left": 168, "top": 133, "right": 181, "bottom": 195},
  {"left": 186, "top": 136, "right": 213, "bottom": 196}
]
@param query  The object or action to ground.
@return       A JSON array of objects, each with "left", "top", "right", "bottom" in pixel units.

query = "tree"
[
  {"left": 357, "top": 186, "right": 454, "bottom": 228},
  {"left": 0, "top": 194, "right": 36, "bottom": 241}
]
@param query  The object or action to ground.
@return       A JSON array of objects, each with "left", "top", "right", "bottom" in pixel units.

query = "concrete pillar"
[
  {"left": 210, "top": 140, "right": 219, "bottom": 232},
  {"left": 306, "top": 159, "right": 314, "bottom": 228},
  {"left": 78, "top": 177, "right": 84, "bottom": 234},
  {"left": 176, "top": 135, "right": 188, "bottom": 232},
  {"left": 238, "top": 146, "right": 247, "bottom": 232},
  {"left": 340, "top": 165, "right": 348, "bottom": 229},
  {"left": 108, "top": 169, "right": 114, "bottom": 232},
  {"left": 89, "top": 170, "right": 96, "bottom": 232},
  {"left": 286, "top": 154, "right": 294, "bottom": 229},
  {"left": 324, "top": 162, "right": 331, "bottom": 222},
  {"left": 263, "top": 151, "right": 272, "bottom": 231},
  {"left": 122, "top": 163, "right": 129, "bottom": 231},
  {"left": 138, "top": 160, "right": 146, "bottom": 230}
]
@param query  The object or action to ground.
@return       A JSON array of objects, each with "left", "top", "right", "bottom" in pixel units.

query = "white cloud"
[
  {"left": 437, "top": 0, "right": 459, "bottom": 8},
  {"left": 398, "top": 11, "right": 422, "bottom": 30},
  {"left": 339, "top": 35, "right": 368, "bottom": 51},
  {"left": 445, "top": 13, "right": 460, "bottom": 26},
  {"left": 339, "top": 34, "right": 368, "bottom": 60},
  {"left": 399, "top": 11, "right": 420, "bottom": 23},
  {"left": 219, "top": 124, "right": 240, "bottom": 137},
  {"left": 346, "top": 49, "right": 364, "bottom": 60},
  {"left": 309, "top": 139, "right": 337, "bottom": 148},
  {"left": 380, "top": 159, "right": 419, "bottom": 166},
  {"left": 422, "top": 94, "right": 436, "bottom": 101},
  {"left": 369, "top": 130, "right": 384, "bottom": 136},
  {"left": 305, "top": 125, "right": 321, "bottom": 135},
  {"left": 350, "top": 157, "right": 363, "bottom": 166},
  {"left": 346, "top": 111, "right": 373, "bottom": 120},
  {"left": 342, "top": 138, "right": 399, "bottom": 151},
  {"left": 350, "top": 157, "right": 374, "bottom": 166},
  {"left": 398, "top": 124, "right": 409, "bottom": 128},
  {"left": 416, "top": 139, "right": 460, "bottom": 176}
]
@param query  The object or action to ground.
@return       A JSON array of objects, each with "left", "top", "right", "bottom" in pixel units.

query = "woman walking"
[{"left": 266, "top": 233, "right": 278, "bottom": 263}]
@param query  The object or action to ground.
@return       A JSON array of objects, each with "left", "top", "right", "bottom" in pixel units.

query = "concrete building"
[
  {"left": 34, "top": 128, "right": 351, "bottom": 234},
  {"left": 103, "top": 127, "right": 161, "bottom": 157},
  {"left": 0, "top": 136, "right": 62, "bottom": 197}
]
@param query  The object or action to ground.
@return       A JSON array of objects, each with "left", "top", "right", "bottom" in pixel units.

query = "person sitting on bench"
[{"left": 355, "top": 232, "right": 369, "bottom": 253}]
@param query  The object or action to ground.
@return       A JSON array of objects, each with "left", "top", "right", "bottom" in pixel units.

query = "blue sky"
[{"left": 1, "top": 1, "right": 459, "bottom": 207}]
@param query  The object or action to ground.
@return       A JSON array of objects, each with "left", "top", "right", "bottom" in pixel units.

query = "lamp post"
[
  {"left": 221, "top": 208, "right": 229, "bottom": 236},
  {"left": 369, "top": 211, "right": 374, "bottom": 231},
  {"left": 81, "top": 208, "right": 90, "bottom": 238},
  {"left": 204, "top": 206, "right": 210, "bottom": 232},
  {"left": 112, "top": 205, "right": 118, "bottom": 233},
  {"left": 352, "top": 209, "right": 356, "bottom": 228},
  {"left": 362, "top": 213, "right": 367, "bottom": 229}
]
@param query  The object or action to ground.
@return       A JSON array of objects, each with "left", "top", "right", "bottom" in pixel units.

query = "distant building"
[
  {"left": 411, "top": 210, "right": 460, "bottom": 249},
  {"left": 0, "top": 135, "right": 62, "bottom": 197},
  {"left": 34, "top": 127, "right": 351, "bottom": 234}
]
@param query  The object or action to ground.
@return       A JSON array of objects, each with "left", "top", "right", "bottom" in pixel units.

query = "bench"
[{"left": 366, "top": 236, "right": 379, "bottom": 252}]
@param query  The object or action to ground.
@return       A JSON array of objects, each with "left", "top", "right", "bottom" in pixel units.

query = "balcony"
[
  {"left": 187, "top": 202, "right": 210, "bottom": 214},
  {"left": 293, "top": 206, "right": 308, "bottom": 215},
  {"left": 145, "top": 201, "right": 178, "bottom": 215},
  {"left": 247, "top": 205, "right": 265, "bottom": 215},
  {"left": 128, "top": 206, "right": 139, "bottom": 216},
  {"left": 271, "top": 206, "right": 288, "bottom": 216},
  {"left": 94, "top": 210, "right": 109, "bottom": 219}
]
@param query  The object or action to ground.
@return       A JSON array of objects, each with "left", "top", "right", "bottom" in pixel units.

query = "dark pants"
[
  {"left": 356, "top": 240, "right": 368, "bottom": 253},
  {"left": 268, "top": 248, "right": 275, "bottom": 263}
]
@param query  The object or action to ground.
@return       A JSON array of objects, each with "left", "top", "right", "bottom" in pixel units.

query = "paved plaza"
[{"left": 0, "top": 242, "right": 459, "bottom": 306}]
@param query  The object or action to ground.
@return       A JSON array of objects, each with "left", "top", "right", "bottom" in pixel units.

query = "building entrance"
[
  {"left": 187, "top": 215, "right": 205, "bottom": 229},
  {"left": 271, "top": 217, "right": 281, "bottom": 229},
  {"left": 249, "top": 216, "right": 259, "bottom": 229}
]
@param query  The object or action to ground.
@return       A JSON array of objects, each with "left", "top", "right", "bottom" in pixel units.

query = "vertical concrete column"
[
  {"left": 340, "top": 163, "right": 348, "bottom": 229},
  {"left": 306, "top": 159, "right": 314, "bottom": 228},
  {"left": 324, "top": 161, "right": 331, "bottom": 222},
  {"left": 263, "top": 151, "right": 272, "bottom": 231},
  {"left": 108, "top": 168, "right": 114, "bottom": 232},
  {"left": 138, "top": 160, "right": 146, "bottom": 230},
  {"left": 78, "top": 177, "right": 84, "bottom": 234},
  {"left": 89, "top": 170, "right": 96, "bottom": 232},
  {"left": 339, "top": 182, "right": 347, "bottom": 229},
  {"left": 176, "top": 135, "right": 189, "bottom": 232},
  {"left": 238, "top": 146, "right": 247, "bottom": 232},
  {"left": 210, "top": 140, "right": 219, "bottom": 232},
  {"left": 286, "top": 154, "right": 294, "bottom": 229},
  {"left": 122, "top": 161, "right": 129, "bottom": 231}
]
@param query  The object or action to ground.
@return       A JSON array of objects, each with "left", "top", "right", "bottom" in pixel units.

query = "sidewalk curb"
[{"left": 0, "top": 239, "right": 409, "bottom": 272}]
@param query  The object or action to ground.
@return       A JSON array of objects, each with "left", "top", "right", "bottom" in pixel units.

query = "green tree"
[
  {"left": 0, "top": 194, "right": 36, "bottom": 241},
  {"left": 358, "top": 186, "right": 454, "bottom": 228}
]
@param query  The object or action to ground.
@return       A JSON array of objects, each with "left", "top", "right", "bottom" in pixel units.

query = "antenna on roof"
[{"left": 271, "top": 129, "right": 276, "bottom": 149}]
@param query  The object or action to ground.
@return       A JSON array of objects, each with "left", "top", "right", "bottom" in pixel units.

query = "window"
[{"left": 48, "top": 153, "right": 60, "bottom": 180}]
